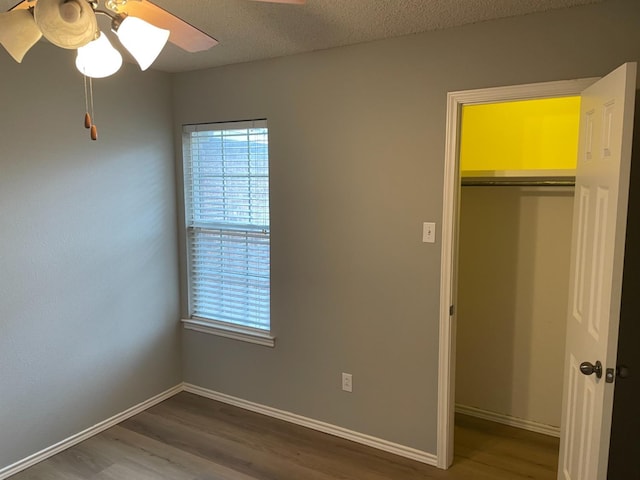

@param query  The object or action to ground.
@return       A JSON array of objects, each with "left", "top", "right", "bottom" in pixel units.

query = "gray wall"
[
  {"left": 0, "top": 45, "right": 180, "bottom": 469},
  {"left": 174, "top": 0, "right": 640, "bottom": 455}
]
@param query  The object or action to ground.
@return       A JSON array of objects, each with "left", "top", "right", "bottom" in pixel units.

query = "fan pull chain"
[
  {"left": 89, "top": 77, "right": 98, "bottom": 141},
  {"left": 82, "top": 74, "right": 98, "bottom": 141},
  {"left": 83, "top": 74, "right": 91, "bottom": 129}
]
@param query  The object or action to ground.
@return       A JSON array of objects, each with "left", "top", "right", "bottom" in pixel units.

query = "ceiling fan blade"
[
  {"left": 9, "top": 0, "right": 34, "bottom": 11},
  {"left": 251, "top": 0, "right": 305, "bottom": 3},
  {"left": 117, "top": 0, "right": 217, "bottom": 53}
]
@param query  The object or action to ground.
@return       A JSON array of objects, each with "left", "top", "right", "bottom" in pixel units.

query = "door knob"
[
  {"left": 605, "top": 365, "right": 630, "bottom": 383},
  {"left": 580, "top": 360, "right": 603, "bottom": 379},
  {"left": 616, "top": 365, "right": 630, "bottom": 379}
]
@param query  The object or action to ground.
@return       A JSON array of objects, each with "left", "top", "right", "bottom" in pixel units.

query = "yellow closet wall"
[{"left": 460, "top": 97, "right": 580, "bottom": 175}]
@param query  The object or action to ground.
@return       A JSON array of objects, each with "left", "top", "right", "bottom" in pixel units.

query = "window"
[{"left": 182, "top": 120, "right": 273, "bottom": 346}]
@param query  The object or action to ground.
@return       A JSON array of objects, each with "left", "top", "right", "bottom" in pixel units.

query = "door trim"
[{"left": 436, "top": 77, "right": 599, "bottom": 469}]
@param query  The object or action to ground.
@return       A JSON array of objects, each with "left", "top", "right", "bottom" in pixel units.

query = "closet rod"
[{"left": 461, "top": 177, "right": 575, "bottom": 187}]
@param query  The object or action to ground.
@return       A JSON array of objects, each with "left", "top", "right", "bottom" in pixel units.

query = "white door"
[{"left": 558, "top": 62, "right": 637, "bottom": 480}]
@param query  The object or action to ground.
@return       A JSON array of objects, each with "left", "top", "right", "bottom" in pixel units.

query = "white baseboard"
[
  {"left": 1, "top": 382, "right": 438, "bottom": 478},
  {"left": 455, "top": 404, "right": 560, "bottom": 438},
  {"left": 0, "top": 384, "right": 183, "bottom": 480},
  {"left": 184, "top": 383, "right": 438, "bottom": 467}
]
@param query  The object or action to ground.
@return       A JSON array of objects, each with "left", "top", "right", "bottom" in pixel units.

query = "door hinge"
[{"left": 449, "top": 305, "right": 455, "bottom": 316}]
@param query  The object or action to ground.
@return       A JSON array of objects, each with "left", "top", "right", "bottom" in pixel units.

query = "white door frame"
[{"left": 436, "top": 77, "right": 599, "bottom": 469}]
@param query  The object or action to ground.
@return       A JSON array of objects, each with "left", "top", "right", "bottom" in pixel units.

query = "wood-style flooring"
[{"left": 9, "top": 392, "right": 559, "bottom": 479}]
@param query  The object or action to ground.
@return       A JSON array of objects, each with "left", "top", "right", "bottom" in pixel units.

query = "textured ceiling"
[{"left": 0, "top": 0, "right": 605, "bottom": 72}]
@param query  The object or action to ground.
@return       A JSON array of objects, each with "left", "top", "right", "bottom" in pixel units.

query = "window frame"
[{"left": 180, "top": 119, "right": 275, "bottom": 347}]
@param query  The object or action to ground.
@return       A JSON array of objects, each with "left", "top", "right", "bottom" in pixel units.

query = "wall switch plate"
[
  {"left": 342, "top": 372, "right": 352, "bottom": 392},
  {"left": 423, "top": 222, "right": 436, "bottom": 243}
]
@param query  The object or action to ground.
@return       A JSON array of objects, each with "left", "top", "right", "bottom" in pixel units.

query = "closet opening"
[
  {"left": 439, "top": 65, "right": 636, "bottom": 479},
  {"left": 453, "top": 96, "right": 579, "bottom": 478}
]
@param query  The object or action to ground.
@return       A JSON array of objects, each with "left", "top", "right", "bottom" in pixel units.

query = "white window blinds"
[{"left": 183, "top": 120, "right": 270, "bottom": 331}]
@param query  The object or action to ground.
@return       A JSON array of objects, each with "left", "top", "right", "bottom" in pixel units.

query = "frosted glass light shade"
[
  {"left": 0, "top": 9, "right": 43, "bottom": 63},
  {"left": 114, "top": 16, "right": 169, "bottom": 71},
  {"left": 34, "top": 0, "right": 97, "bottom": 49},
  {"left": 76, "top": 32, "right": 123, "bottom": 78}
]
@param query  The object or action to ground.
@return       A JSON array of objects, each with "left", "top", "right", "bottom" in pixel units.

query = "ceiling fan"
[
  {"left": 0, "top": 0, "right": 304, "bottom": 140},
  {"left": 0, "top": 0, "right": 306, "bottom": 69}
]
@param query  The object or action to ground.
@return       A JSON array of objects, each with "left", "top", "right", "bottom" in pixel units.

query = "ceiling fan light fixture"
[
  {"left": 76, "top": 31, "right": 123, "bottom": 78},
  {"left": 112, "top": 14, "right": 169, "bottom": 71},
  {"left": 34, "top": 0, "right": 97, "bottom": 49},
  {"left": 0, "top": 9, "right": 43, "bottom": 63}
]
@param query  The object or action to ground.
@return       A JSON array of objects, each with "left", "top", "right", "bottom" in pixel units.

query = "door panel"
[{"left": 559, "top": 63, "right": 637, "bottom": 480}]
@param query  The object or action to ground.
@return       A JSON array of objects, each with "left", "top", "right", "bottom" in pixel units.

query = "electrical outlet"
[{"left": 342, "top": 372, "right": 353, "bottom": 392}]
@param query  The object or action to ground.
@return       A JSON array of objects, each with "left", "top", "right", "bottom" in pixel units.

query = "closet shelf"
[{"left": 461, "top": 169, "right": 575, "bottom": 187}]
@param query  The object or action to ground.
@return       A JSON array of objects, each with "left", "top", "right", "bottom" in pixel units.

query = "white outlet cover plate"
[{"left": 342, "top": 372, "right": 352, "bottom": 392}]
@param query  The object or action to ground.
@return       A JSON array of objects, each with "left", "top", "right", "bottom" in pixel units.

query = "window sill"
[{"left": 181, "top": 318, "right": 276, "bottom": 348}]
